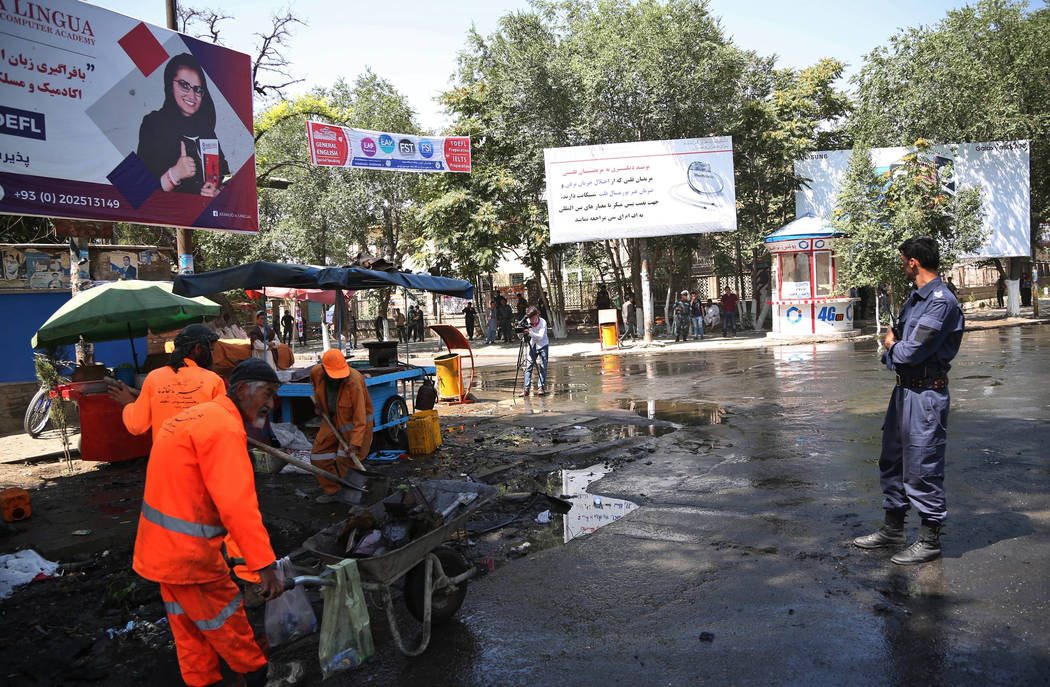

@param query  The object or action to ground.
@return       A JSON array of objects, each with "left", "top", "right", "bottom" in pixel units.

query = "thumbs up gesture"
[{"left": 168, "top": 141, "right": 196, "bottom": 186}]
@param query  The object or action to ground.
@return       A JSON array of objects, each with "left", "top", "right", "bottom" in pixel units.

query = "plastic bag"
[
  {"left": 264, "top": 557, "right": 317, "bottom": 647},
  {"left": 319, "top": 559, "right": 374, "bottom": 678}
]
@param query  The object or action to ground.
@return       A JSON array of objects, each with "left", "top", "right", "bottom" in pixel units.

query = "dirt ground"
[{"left": 0, "top": 394, "right": 667, "bottom": 686}]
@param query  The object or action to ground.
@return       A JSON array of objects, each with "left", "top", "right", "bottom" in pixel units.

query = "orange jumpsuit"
[
  {"left": 309, "top": 364, "right": 373, "bottom": 494},
  {"left": 133, "top": 396, "right": 274, "bottom": 686},
  {"left": 121, "top": 358, "right": 226, "bottom": 442}
]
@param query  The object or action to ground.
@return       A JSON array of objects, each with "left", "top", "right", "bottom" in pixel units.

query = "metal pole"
[
  {"left": 639, "top": 238, "right": 654, "bottom": 343},
  {"left": 403, "top": 288, "right": 410, "bottom": 364},
  {"left": 165, "top": 0, "right": 193, "bottom": 275}
]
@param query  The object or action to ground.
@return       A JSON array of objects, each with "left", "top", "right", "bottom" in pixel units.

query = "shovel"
[
  {"left": 318, "top": 412, "right": 367, "bottom": 471},
  {"left": 247, "top": 438, "right": 368, "bottom": 505}
]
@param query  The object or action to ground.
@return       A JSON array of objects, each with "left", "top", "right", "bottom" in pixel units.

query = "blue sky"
[{"left": 93, "top": 0, "right": 1037, "bottom": 132}]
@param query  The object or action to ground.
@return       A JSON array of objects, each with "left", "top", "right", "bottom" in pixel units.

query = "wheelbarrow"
[{"left": 288, "top": 480, "right": 497, "bottom": 657}]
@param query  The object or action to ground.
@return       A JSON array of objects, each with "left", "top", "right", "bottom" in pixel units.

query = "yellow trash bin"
[
  {"left": 600, "top": 323, "right": 619, "bottom": 349},
  {"left": 433, "top": 353, "right": 463, "bottom": 400}
]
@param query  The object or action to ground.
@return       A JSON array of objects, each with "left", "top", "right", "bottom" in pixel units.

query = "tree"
[
  {"left": 432, "top": 0, "right": 757, "bottom": 336},
  {"left": 725, "top": 58, "right": 851, "bottom": 318},
  {"left": 832, "top": 139, "right": 986, "bottom": 330},
  {"left": 849, "top": 0, "right": 1050, "bottom": 313}
]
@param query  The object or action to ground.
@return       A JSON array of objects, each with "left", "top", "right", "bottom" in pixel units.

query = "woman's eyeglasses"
[{"left": 174, "top": 78, "right": 203, "bottom": 96}]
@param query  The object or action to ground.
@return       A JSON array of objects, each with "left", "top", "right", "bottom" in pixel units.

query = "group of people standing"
[{"left": 670, "top": 287, "right": 738, "bottom": 341}]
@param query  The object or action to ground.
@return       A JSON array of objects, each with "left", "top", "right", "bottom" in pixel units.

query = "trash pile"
[{"left": 316, "top": 480, "right": 495, "bottom": 560}]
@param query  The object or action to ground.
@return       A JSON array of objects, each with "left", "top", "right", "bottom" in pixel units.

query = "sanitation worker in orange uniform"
[
  {"left": 109, "top": 323, "right": 225, "bottom": 441},
  {"left": 133, "top": 359, "right": 285, "bottom": 687},
  {"left": 309, "top": 349, "right": 373, "bottom": 503}
]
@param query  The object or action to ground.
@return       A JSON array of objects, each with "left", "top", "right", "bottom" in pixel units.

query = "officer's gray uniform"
[{"left": 879, "top": 276, "right": 963, "bottom": 523}]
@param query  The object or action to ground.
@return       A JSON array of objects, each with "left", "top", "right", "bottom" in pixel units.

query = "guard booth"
[{"left": 764, "top": 215, "right": 858, "bottom": 338}]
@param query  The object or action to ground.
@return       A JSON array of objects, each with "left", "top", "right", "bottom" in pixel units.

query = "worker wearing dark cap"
[
  {"left": 134, "top": 358, "right": 295, "bottom": 687},
  {"left": 110, "top": 323, "right": 225, "bottom": 442}
]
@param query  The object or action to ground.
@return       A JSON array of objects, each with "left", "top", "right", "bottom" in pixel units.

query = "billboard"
[
  {"left": 544, "top": 136, "right": 736, "bottom": 244},
  {"left": 795, "top": 141, "right": 1031, "bottom": 258},
  {"left": 0, "top": 0, "right": 257, "bottom": 232},
  {"left": 306, "top": 121, "right": 471, "bottom": 173}
]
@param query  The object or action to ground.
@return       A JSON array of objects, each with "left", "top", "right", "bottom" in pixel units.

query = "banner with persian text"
[
  {"left": 0, "top": 0, "right": 257, "bottom": 232},
  {"left": 544, "top": 136, "right": 737, "bottom": 244},
  {"left": 306, "top": 121, "right": 471, "bottom": 173}
]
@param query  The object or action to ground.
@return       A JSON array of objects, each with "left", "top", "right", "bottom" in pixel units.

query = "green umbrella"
[{"left": 31, "top": 280, "right": 220, "bottom": 364}]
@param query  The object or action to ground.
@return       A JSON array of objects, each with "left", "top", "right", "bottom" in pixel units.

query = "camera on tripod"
[{"left": 512, "top": 316, "right": 529, "bottom": 335}]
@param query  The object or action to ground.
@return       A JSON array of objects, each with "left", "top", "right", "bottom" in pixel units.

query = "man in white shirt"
[
  {"left": 520, "top": 306, "right": 549, "bottom": 397},
  {"left": 703, "top": 298, "right": 721, "bottom": 331}
]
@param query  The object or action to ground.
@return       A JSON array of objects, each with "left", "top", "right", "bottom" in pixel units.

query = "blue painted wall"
[{"left": 2, "top": 291, "right": 147, "bottom": 383}]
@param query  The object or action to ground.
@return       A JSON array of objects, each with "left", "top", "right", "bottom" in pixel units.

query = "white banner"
[
  {"left": 544, "top": 136, "right": 736, "bottom": 244},
  {"left": 795, "top": 141, "right": 1031, "bottom": 258},
  {"left": 306, "top": 121, "right": 470, "bottom": 173}
]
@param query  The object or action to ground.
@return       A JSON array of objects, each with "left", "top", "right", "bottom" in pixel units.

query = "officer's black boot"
[
  {"left": 852, "top": 509, "right": 906, "bottom": 549},
  {"left": 891, "top": 521, "right": 942, "bottom": 565}
]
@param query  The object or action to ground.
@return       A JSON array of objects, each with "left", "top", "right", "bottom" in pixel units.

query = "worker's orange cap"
[{"left": 321, "top": 349, "right": 349, "bottom": 379}]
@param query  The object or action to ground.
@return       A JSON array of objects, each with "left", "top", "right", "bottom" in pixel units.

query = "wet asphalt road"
[{"left": 344, "top": 326, "right": 1050, "bottom": 686}]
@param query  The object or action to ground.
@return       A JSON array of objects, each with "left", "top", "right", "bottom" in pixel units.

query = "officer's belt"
[{"left": 895, "top": 374, "right": 948, "bottom": 390}]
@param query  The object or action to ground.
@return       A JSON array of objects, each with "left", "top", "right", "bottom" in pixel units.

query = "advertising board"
[
  {"left": 544, "top": 136, "right": 737, "bottom": 244},
  {"left": 306, "top": 121, "right": 470, "bottom": 173},
  {"left": 795, "top": 141, "right": 1031, "bottom": 258},
  {"left": 0, "top": 0, "right": 257, "bottom": 232}
]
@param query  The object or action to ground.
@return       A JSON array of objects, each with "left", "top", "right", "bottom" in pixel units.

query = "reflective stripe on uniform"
[
  {"left": 338, "top": 423, "right": 354, "bottom": 433},
  {"left": 141, "top": 501, "right": 227, "bottom": 539},
  {"left": 163, "top": 593, "right": 243, "bottom": 631},
  {"left": 310, "top": 452, "right": 336, "bottom": 462},
  {"left": 195, "top": 592, "right": 243, "bottom": 631}
]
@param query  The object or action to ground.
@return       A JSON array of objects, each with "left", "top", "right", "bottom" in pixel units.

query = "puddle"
[
  {"left": 604, "top": 398, "right": 724, "bottom": 425},
  {"left": 525, "top": 462, "right": 640, "bottom": 547},
  {"left": 588, "top": 423, "right": 677, "bottom": 440}
]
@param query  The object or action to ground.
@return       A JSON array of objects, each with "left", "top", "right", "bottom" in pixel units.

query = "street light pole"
[{"left": 640, "top": 238, "right": 654, "bottom": 343}]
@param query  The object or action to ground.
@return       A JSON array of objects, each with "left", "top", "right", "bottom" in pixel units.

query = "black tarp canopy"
[{"left": 172, "top": 262, "right": 474, "bottom": 300}]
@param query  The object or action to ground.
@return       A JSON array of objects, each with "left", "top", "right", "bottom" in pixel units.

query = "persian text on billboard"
[
  {"left": 544, "top": 136, "right": 737, "bottom": 244},
  {"left": 0, "top": 0, "right": 258, "bottom": 232}
]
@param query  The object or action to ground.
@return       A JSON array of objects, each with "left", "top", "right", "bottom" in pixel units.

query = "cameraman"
[{"left": 519, "top": 305, "right": 549, "bottom": 397}]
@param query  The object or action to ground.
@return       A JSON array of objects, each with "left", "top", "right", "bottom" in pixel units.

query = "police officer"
[{"left": 853, "top": 237, "right": 963, "bottom": 564}]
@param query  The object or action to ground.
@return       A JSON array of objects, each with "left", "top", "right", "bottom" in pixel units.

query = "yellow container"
[
  {"left": 434, "top": 353, "right": 463, "bottom": 400},
  {"left": 407, "top": 409, "right": 442, "bottom": 455},
  {"left": 600, "top": 323, "right": 619, "bottom": 349}
]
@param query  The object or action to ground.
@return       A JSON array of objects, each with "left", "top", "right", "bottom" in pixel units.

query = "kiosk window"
[
  {"left": 780, "top": 253, "right": 812, "bottom": 299},
  {"left": 814, "top": 252, "right": 833, "bottom": 296}
]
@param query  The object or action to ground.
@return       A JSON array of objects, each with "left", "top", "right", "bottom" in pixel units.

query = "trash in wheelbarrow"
[{"left": 336, "top": 482, "right": 484, "bottom": 559}]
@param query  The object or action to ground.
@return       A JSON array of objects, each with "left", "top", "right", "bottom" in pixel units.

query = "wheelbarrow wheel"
[
  {"left": 381, "top": 395, "right": 409, "bottom": 448},
  {"left": 24, "top": 388, "right": 52, "bottom": 437},
  {"left": 404, "top": 546, "right": 470, "bottom": 624}
]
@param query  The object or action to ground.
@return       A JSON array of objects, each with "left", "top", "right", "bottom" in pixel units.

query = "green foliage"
[
  {"left": 199, "top": 71, "right": 425, "bottom": 272},
  {"left": 850, "top": 0, "right": 1050, "bottom": 242},
  {"left": 832, "top": 140, "right": 986, "bottom": 306}
]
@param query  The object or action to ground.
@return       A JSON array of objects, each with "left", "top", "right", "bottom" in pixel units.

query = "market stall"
[
  {"left": 30, "top": 280, "right": 220, "bottom": 460},
  {"left": 173, "top": 262, "right": 475, "bottom": 448}
]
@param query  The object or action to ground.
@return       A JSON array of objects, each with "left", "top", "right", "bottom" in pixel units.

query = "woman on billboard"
[{"left": 137, "top": 53, "right": 228, "bottom": 197}]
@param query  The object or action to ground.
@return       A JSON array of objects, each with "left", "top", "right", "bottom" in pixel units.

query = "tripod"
[{"left": 511, "top": 317, "right": 530, "bottom": 392}]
